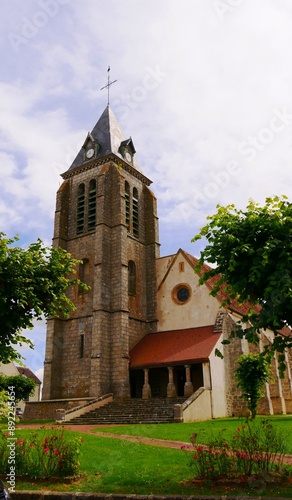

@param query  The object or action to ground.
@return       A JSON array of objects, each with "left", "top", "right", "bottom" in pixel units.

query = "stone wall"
[{"left": 23, "top": 399, "right": 94, "bottom": 421}]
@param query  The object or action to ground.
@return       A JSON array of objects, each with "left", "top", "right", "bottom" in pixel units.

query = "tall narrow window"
[
  {"left": 78, "top": 258, "right": 90, "bottom": 294},
  {"left": 79, "top": 334, "right": 84, "bottom": 358},
  {"left": 132, "top": 187, "right": 139, "bottom": 238},
  {"left": 88, "top": 179, "right": 97, "bottom": 231},
  {"left": 128, "top": 260, "right": 136, "bottom": 295},
  {"left": 125, "top": 181, "right": 130, "bottom": 230},
  {"left": 76, "top": 183, "right": 85, "bottom": 234}
]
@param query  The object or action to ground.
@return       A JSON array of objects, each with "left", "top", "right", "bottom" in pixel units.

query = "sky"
[{"left": 1, "top": 0, "right": 292, "bottom": 383}]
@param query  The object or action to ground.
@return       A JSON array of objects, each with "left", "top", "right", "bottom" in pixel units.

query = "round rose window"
[{"left": 172, "top": 284, "right": 191, "bottom": 304}]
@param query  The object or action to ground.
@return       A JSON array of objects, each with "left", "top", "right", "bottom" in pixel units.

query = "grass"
[
  {"left": 1, "top": 417, "right": 291, "bottom": 497},
  {"left": 93, "top": 415, "right": 292, "bottom": 453}
]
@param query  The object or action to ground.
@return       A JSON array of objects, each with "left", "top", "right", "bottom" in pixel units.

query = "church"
[{"left": 28, "top": 104, "right": 292, "bottom": 422}]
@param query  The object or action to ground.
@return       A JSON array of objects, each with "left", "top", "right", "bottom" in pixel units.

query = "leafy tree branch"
[
  {"left": 0, "top": 233, "right": 88, "bottom": 364},
  {"left": 193, "top": 196, "right": 292, "bottom": 374}
]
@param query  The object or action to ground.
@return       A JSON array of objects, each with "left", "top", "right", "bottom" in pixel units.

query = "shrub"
[
  {"left": 235, "top": 354, "right": 272, "bottom": 419},
  {"left": 231, "top": 418, "right": 287, "bottom": 476},
  {"left": 188, "top": 427, "right": 234, "bottom": 480},
  {"left": 188, "top": 418, "right": 288, "bottom": 481},
  {"left": 0, "top": 428, "right": 82, "bottom": 478}
]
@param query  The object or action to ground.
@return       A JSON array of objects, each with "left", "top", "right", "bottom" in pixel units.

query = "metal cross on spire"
[{"left": 100, "top": 66, "right": 117, "bottom": 106}]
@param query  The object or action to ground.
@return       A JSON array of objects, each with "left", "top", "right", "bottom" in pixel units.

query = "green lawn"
[
  {"left": 93, "top": 415, "right": 292, "bottom": 453},
  {"left": 1, "top": 417, "right": 291, "bottom": 497}
]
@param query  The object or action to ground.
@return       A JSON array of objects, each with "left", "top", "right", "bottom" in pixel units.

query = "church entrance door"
[{"left": 174, "top": 366, "right": 186, "bottom": 397}]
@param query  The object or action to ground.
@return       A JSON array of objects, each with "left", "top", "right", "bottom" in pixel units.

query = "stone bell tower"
[{"left": 42, "top": 105, "right": 160, "bottom": 400}]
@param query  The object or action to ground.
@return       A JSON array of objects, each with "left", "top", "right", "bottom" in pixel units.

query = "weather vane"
[{"left": 101, "top": 66, "right": 117, "bottom": 106}]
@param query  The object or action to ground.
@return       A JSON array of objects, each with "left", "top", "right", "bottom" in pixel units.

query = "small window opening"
[
  {"left": 79, "top": 334, "right": 84, "bottom": 358},
  {"left": 79, "top": 258, "right": 90, "bottom": 293},
  {"left": 128, "top": 260, "right": 136, "bottom": 295}
]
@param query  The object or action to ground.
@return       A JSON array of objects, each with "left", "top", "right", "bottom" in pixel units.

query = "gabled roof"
[
  {"left": 179, "top": 249, "right": 252, "bottom": 317},
  {"left": 130, "top": 326, "right": 221, "bottom": 369},
  {"left": 66, "top": 105, "right": 142, "bottom": 173},
  {"left": 158, "top": 248, "right": 249, "bottom": 316},
  {"left": 17, "top": 367, "right": 41, "bottom": 385}
]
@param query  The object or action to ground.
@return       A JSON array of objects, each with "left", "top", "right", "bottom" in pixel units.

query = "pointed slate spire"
[{"left": 67, "top": 105, "right": 141, "bottom": 172}]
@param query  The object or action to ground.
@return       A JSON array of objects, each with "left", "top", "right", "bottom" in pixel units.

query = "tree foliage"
[
  {"left": 192, "top": 196, "right": 292, "bottom": 373},
  {"left": 0, "top": 374, "right": 36, "bottom": 403},
  {"left": 0, "top": 233, "right": 87, "bottom": 364},
  {"left": 235, "top": 354, "right": 272, "bottom": 419}
]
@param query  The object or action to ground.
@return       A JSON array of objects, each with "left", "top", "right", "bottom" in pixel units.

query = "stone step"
[{"left": 68, "top": 397, "right": 185, "bottom": 425}]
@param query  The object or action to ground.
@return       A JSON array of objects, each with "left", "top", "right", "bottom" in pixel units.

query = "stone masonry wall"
[
  {"left": 222, "top": 313, "right": 292, "bottom": 416},
  {"left": 23, "top": 399, "right": 94, "bottom": 420}
]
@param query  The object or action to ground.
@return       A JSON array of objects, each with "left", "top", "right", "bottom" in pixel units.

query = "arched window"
[
  {"left": 125, "top": 181, "right": 130, "bottom": 231},
  {"left": 128, "top": 260, "right": 136, "bottom": 296},
  {"left": 132, "top": 187, "right": 139, "bottom": 238},
  {"left": 88, "top": 179, "right": 97, "bottom": 231},
  {"left": 76, "top": 183, "right": 85, "bottom": 234}
]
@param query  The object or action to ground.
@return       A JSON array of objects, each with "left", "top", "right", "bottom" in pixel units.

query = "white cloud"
[{"left": 1, "top": 0, "right": 292, "bottom": 373}]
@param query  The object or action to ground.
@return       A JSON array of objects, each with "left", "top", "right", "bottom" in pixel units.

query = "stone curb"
[{"left": 10, "top": 492, "right": 289, "bottom": 500}]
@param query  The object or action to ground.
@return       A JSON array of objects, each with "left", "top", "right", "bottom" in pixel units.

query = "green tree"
[
  {"left": 235, "top": 354, "right": 272, "bottom": 419},
  {"left": 0, "top": 233, "right": 87, "bottom": 364},
  {"left": 192, "top": 196, "right": 292, "bottom": 374},
  {"left": 0, "top": 374, "right": 36, "bottom": 403},
  {"left": 0, "top": 390, "right": 8, "bottom": 420}
]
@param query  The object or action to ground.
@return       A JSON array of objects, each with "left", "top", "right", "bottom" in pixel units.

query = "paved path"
[{"left": 18, "top": 423, "right": 292, "bottom": 465}]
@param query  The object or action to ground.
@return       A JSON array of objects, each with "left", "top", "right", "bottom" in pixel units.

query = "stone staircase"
[{"left": 67, "top": 398, "right": 186, "bottom": 425}]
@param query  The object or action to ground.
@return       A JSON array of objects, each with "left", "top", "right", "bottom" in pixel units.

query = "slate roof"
[
  {"left": 66, "top": 105, "right": 142, "bottom": 173},
  {"left": 130, "top": 326, "right": 221, "bottom": 369}
]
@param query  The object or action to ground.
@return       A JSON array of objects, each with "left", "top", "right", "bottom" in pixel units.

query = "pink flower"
[
  {"left": 193, "top": 454, "right": 198, "bottom": 459},
  {"left": 30, "top": 443, "right": 35, "bottom": 447},
  {"left": 5, "top": 432, "right": 9, "bottom": 437},
  {"left": 197, "top": 446, "right": 203, "bottom": 453},
  {"left": 43, "top": 447, "right": 49, "bottom": 453}
]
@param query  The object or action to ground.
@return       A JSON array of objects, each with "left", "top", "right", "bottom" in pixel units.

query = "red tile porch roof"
[{"left": 130, "top": 326, "right": 221, "bottom": 369}]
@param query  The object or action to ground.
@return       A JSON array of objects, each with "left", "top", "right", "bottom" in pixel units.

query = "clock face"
[
  {"left": 86, "top": 148, "right": 94, "bottom": 159},
  {"left": 125, "top": 152, "right": 132, "bottom": 162}
]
